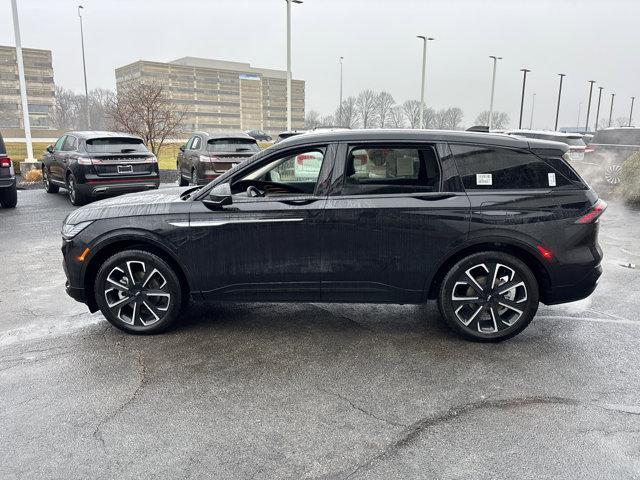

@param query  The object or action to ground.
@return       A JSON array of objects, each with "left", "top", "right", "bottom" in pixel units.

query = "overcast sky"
[{"left": 2, "top": 0, "right": 638, "bottom": 129}]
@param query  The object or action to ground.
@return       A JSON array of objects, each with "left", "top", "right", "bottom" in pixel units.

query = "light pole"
[
  {"left": 488, "top": 55, "right": 501, "bottom": 130},
  {"left": 594, "top": 86, "right": 604, "bottom": 132},
  {"left": 518, "top": 68, "right": 531, "bottom": 129},
  {"left": 585, "top": 80, "right": 595, "bottom": 132},
  {"left": 339, "top": 56, "right": 344, "bottom": 126},
  {"left": 417, "top": 35, "right": 434, "bottom": 129},
  {"left": 529, "top": 93, "right": 536, "bottom": 129},
  {"left": 554, "top": 73, "right": 566, "bottom": 131},
  {"left": 78, "top": 5, "right": 90, "bottom": 129},
  {"left": 608, "top": 93, "right": 615, "bottom": 127},
  {"left": 630, "top": 96, "right": 635, "bottom": 127},
  {"left": 286, "top": 0, "right": 302, "bottom": 131},
  {"left": 10, "top": 0, "right": 33, "bottom": 161}
]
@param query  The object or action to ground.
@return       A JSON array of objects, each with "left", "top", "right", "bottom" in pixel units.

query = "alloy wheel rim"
[
  {"left": 68, "top": 177, "right": 75, "bottom": 201},
  {"left": 451, "top": 262, "right": 528, "bottom": 334},
  {"left": 104, "top": 260, "right": 171, "bottom": 326},
  {"left": 604, "top": 165, "right": 622, "bottom": 184},
  {"left": 192, "top": 170, "right": 197, "bottom": 184},
  {"left": 44, "top": 170, "right": 49, "bottom": 188}
]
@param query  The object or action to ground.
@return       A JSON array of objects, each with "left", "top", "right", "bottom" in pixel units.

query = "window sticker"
[
  {"left": 548, "top": 172, "right": 556, "bottom": 187},
  {"left": 396, "top": 157, "right": 414, "bottom": 176},
  {"left": 476, "top": 173, "right": 493, "bottom": 185}
]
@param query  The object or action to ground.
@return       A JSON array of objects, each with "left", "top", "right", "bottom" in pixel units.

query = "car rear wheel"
[
  {"left": 94, "top": 250, "right": 182, "bottom": 334},
  {"left": 604, "top": 164, "right": 622, "bottom": 184},
  {"left": 178, "top": 167, "right": 189, "bottom": 186},
  {"left": 438, "top": 252, "right": 539, "bottom": 342},
  {"left": 43, "top": 167, "right": 59, "bottom": 193},
  {"left": 191, "top": 169, "right": 198, "bottom": 186},
  {"left": 67, "top": 173, "right": 86, "bottom": 206},
  {"left": 0, "top": 185, "right": 17, "bottom": 208}
]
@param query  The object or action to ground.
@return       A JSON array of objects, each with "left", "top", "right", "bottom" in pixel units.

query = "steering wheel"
[{"left": 246, "top": 185, "right": 265, "bottom": 197}]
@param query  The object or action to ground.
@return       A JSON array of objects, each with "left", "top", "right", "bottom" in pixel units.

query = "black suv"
[
  {"left": 0, "top": 131, "right": 17, "bottom": 208},
  {"left": 583, "top": 127, "right": 640, "bottom": 184},
  {"left": 62, "top": 130, "right": 605, "bottom": 341},
  {"left": 42, "top": 131, "right": 160, "bottom": 206},
  {"left": 176, "top": 132, "right": 260, "bottom": 186}
]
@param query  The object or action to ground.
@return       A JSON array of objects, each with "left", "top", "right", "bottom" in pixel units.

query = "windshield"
[
  {"left": 207, "top": 138, "right": 260, "bottom": 153},
  {"left": 85, "top": 137, "right": 148, "bottom": 153}
]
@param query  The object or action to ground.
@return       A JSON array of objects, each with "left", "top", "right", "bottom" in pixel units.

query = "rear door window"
[
  {"left": 341, "top": 145, "right": 441, "bottom": 195},
  {"left": 61, "top": 135, "right": 78, "bottom": 151},
  {"left": 191, "top": 136, "right": 202, "bottom": 150},
  {"left": 450, "top": 144, "right": 571, "bottom": 190}
]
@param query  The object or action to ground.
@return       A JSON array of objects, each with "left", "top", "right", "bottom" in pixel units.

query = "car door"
[
  {"left": 321, "top": 141, "right": 471, "bottom": 303},
  {"left": 185, "top": 143, "right": 336, "bottom": 302},
  {"left": 178, "top": 136, "right": 195, "bottom": 178},
  {"left": 58, "top": 135, "right": 78, "bottom": 180},
  {"left": 49, "top": 135, "right": 66, "bottom": 182}
]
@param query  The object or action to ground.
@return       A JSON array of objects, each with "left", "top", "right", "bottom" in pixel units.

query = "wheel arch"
[
  {"left": 426, "top": 240, "right": 552, "bottom": 303},
  {"left": 82, "top": 235, "right": 192, "bottom": 313}
]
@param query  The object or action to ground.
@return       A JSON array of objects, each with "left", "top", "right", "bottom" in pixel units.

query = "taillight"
[
  {"left": 199, "top": 155, "right": 219, "bottom": 163},
  {"left": 584, "top": 144, "right": 595, "bottom": 153},
  {"left": 77, "top": 157, "right": 93, "bottom": 165},
  {"left": 148, "top": 155, "right": 157, "bottom": 163},
  {"left": 296, "top": 154, "right": 314, "bottom": 165},
  {"left": 0, "top": 156, "right": 11, "bottom": 168},
  {"left": 576, "top": 199, "right": 607, "bottom": 224}
]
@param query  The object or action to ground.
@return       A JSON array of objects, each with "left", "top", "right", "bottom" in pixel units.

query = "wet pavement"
[{"left": 1, "top": 188, "right": 640, "bottom": 479}]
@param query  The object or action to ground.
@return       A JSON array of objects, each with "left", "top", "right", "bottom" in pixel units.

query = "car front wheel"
[
  {"left": 67, "top": 173, "right": 87, "bottom": 206},
  {"left": 43, "top": 167, "right": 59, "bottom": 193},
  {"left": 94, "top": 250, "right": 182, "bottom": 334},
  {"left": 438, "top": 251, "right": 539, "bottom": 342}
]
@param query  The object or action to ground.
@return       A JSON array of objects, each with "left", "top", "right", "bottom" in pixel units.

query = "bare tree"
[
  {"left": 475, "top": 111, "right": 510, "bottom": 129},
  {"left": 88, "top": 88, "right": 115, "bottom": 131},
  {"left": 402, "top": 100, "right": 422, "bottom": 128},
  {"left": 304, "top": 110, "right": 322, "bottom": 129},
  {"left": 389, "top": 105, "right": 405, "bottom": 128},
  {"left": 423, "top": 107, "right": 436, "bottom": 129},
  {"left": 434, "top": 107, "right": 464, "bottom": 130},
  {"left": 336, "top": 96, "right": 358, "bottom": 128},
  {"left": 50, "top": 86, "right": 83, "bottom": 130},
  {"left": 376, "top": 91, "right": 395, "bottom": 128},
  {"left": 107, "top": 81, "right": 186, "bottom": 156},
  {"left": 319, "top": 114, "right": 335, "bottom": 126},
  {"left": 355, "top": 89, "right": 379, "bottom": 128}
]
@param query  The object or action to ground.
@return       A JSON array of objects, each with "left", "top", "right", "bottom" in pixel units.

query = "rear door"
[
  {"left": 57, "top": 135, "right": 78, "bottom": 179},
  {"left": 321, "top": 142, "right": 470, "bottom": 303}
]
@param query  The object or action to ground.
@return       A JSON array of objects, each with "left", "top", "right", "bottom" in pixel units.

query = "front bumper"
[{"left": 542, "top": 264, "right": 603, "bottom": 305}]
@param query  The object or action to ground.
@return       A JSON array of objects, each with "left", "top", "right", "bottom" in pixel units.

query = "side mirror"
[
  {"left": 179, "top": 145, "right": 186, "bottom": 152},
  {"left": 46, "top": 145, "right": 54, "bottom": 154},
  {"left": 203, "top": 182, "right": 232, "bottom": 210}
]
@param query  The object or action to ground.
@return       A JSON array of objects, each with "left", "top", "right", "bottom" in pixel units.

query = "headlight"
[{"left": 62, "top": 221, "right": 93, "bottom": 240}]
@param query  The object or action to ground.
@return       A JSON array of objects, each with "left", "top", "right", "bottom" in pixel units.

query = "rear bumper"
[
  {"left": 542, "top": 264, "right": 602, "bottom": 305},
  {"left": 0, "top": 176, "right": 16, "bottom": 189},
  {"left": 78, "top": 178, "right": 160, "bottom": 197}
]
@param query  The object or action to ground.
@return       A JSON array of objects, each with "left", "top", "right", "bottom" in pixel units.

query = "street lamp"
[
  {"left": 554, "top": 73, "right": 566, "bottom": 131},
  {"left": 630, "top": 96, "right": 636, "bottom": 127},
  {"left": 9, "top": 0, "right": 33, "bottom": 161},
  {"left": 78, "top": 5, "right": 90, "bottom": 129},
  {"left": 286, "top": 0, "right": 303, "bottom": 131},
  {"left": 585, "top": 80, "right": 596, "bottom": 132},
  {"left": 488, "top": 56, "right": 502, "bottom": 130},
  {"left": 529, "top": 93, "right": 536, "bottom": 129},
  {"left": 594, "top": 86, "right": 604, "bottom": 132},
  {"left": 338, "top": 56, "right": 344, "bottom": 126},
  {"left": 518, "top": 68, "right": 531, "bottom": 129},
  {"left": 417, "top": 35, "right": 434, "bottom": 129},
  {"left": 608, "top": 93, "right": 615, "bottom": 127}
]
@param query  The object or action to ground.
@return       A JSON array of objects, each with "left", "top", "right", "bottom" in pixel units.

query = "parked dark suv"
[
  {"left": 62, "top": 130, "right": 605, "bottom": 341},
  {"left": 583, "top": 127, "right": 640, "bottom": 184},
  {"left": 42, "top": 131, "right": 160, "bottom": 206},
  {"left": 0, "top": 131, "right": 17, "bottom": 208},
  {"left": 177, "top": 132, "right": 259, "bottom": 186}
]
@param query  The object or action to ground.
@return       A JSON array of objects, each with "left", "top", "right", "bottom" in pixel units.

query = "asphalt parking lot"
[{"left": 1, "top": 186, "right": 640, "bottom": 479}]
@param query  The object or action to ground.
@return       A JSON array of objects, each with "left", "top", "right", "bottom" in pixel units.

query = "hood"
[{"left": 64, "top": 186, "right": 194, "bottom": 225}]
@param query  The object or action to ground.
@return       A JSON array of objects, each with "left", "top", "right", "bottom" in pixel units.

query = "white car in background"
[{"left": 506, "top": 130, "right": 587, "bottom": 161}]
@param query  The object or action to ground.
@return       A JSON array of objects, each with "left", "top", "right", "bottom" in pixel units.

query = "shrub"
[
  {"left": 23, "top": 169, "right": 43, "bottom": 183},
  {"left": 620, "top": 152, "right": 640, "bottom": 204}
]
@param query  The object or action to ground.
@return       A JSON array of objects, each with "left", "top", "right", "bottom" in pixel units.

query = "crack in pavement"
[
  {"left": 92, "top": 350, "right": 147, "bottom": 449},
  {"left": 316, "top": 385, "right": 407, "bottom": 428},
  {"left": 342, "top": 395, "right": 580, "bottom": 479}
]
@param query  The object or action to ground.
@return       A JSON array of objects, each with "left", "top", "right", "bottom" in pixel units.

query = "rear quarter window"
[{"left": 451, "top": 144, "right": 572, "bottom": 190}]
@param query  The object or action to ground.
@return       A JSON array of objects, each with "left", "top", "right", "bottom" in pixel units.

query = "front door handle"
[{"left": 415, "top": 193, "right": 456, "bottom": 201}]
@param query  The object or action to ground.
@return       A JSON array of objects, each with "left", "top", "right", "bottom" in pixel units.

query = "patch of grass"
[{"left": 620, "top": 152, "right": 640, "bottom": 204}]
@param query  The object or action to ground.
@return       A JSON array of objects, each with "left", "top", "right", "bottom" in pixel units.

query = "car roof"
[
  {"left": 506, "top": 129, "right": 583, "bottom": 138},
  {"left": 65, "top": 131, "right": 143, "bottom": 141},
  {"left": 272, "top": 128, "right": 539, "bottom": 149},
  {"left": 194, "top": 131, "right": 256, "bottom": 141}
]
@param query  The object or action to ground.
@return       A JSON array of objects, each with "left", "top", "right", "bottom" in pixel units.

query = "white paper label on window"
[
  {"left": 548, "top": 172, "right": 557, "bottom": 187},
  {"left": 476, "top": 173, "right": 493, "bottom": 185},
  {"left": 396, "top": 157, "right": 414, "bottom": 176}
]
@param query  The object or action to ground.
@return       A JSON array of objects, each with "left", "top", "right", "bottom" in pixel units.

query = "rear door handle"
[
  {"left": 280, "top": 199, "right": 321, "bottom": 206},
  {"left": 414, "top": 193, "right": 456, "bottom": 201}
]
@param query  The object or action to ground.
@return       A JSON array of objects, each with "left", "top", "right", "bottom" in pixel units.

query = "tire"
[
  {"left": 94, "top": 249, "right": 183, "bottom": 334},
  {"left": 0, "top": 185, "right": 17, "bottom": 208},
  {"left": 191, "top": 169, "right": 198, "bottom": 186},
  {"left": 43, "top": 167, "right": 59, "bottom": 193},
  {"left": 67, "top": 173, "right": 87, "bottom": 206},
  {"left": 178, "top": 166, "right": 189, "bottom": 186},
  {"left": 437, "top": 251, "right": 539, "bottom": 342}
]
